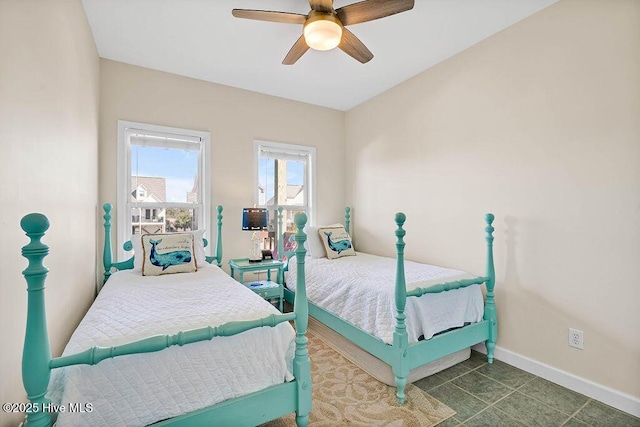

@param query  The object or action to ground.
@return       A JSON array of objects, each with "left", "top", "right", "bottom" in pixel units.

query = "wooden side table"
[{"left": 228, "top": 258, "right": 284, "bottom": 285}]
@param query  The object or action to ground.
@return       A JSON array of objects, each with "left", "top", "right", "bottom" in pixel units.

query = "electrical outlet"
[{"left": 569, "top": 328, "right": 584, "bottom": 350}]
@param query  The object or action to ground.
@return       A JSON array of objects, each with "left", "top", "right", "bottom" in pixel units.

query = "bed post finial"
[
  {"left": 293, "top": 212, "right": 311, "bottom": 426},
  {"left": 215, "top": 205, "right": 223, "bottom": 267},
  {"left": 392, "top": 212, "right": 409, "bottom": 404},
  {"left": 103, "top": 203, "right": 113, "bottom": 285},
  {"left": 345, "top": 207, "right": 351, "bottom": 234},
  {"left": 484, "top": 213, "right": 497, "bottom": 363},
  {"left": 277, "top": 207, "right": 284, "bottom": 259},
  {"left": 20, "top": 213, "right": 53, "bottom": 427}
]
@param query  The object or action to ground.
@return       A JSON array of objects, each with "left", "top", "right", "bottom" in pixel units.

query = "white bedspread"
[
  {"left": 286, "top": 253, "right": 483, "bottom": 344},
  {"left": 48, "top": 265, "right": 295, "bottom": 427}
]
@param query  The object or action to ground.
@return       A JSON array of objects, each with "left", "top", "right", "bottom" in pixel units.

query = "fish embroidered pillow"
[
  {"left": 141, "top": 233, "right": 197, "bottom": 276},
  {"left": 318, "top": 226, "right": 356, "bottom": 259},
  {"left": 131, "top": 229, "right": 208, "bottom": 272}
]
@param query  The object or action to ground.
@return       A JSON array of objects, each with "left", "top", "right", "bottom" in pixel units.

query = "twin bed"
[
  {"left": 279, "top": 207, "right": 497, "bottom": 403},
  {"left": 19, "top": 204, "right": 311, "bottom": 427},
  {"left": 19, "top": 203, "right": 497, "bottom": 425}
]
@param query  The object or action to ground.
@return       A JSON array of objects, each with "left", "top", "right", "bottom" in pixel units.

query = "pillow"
[
  {"left": 141, "top": 233, "right": 197, "bottom": 276},
  {"left": 305, "top": 223, "right": 342, "bottom": 259},
  {"left": 317, "top": 225, "right": 356, "bottom": 259},
  {"left": 131, "top": 230, "right": 207, "bottom": 271}
]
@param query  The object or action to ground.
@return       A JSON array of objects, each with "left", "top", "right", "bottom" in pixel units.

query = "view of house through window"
[
  {"left": 130, "top": 142, "right": 200, "bottom": 234},
  {"left": 255, "top": 141, "right": 315, "bottom": 257},
  {"left": 118, "top": 121, "right": 210, "bottom": 259}
]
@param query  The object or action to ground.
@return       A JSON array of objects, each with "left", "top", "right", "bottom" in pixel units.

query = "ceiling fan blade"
[
  {"left": 232, "top": 9, "right": 307, "bottom": 25},
  {"left": 339, "top": 28, "right": 373, "bottom": 63},
  {"left": 336, "top": 0, "right": 414, "bottom": 26},
  {"left": 309, "top": 0, "right": 334, "bottom": 13},
  {"left": 283, "top": 36, "right": 310, "bottom": 65}
]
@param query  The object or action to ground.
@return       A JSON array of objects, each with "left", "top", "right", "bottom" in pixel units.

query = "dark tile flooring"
[{"left": 414, "top": 351, "right": 640, "bottom": 427}]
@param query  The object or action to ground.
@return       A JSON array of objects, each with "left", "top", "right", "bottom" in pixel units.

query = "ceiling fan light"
[{"left": 304, "top": 18, "right": 343, "bottom": 51}]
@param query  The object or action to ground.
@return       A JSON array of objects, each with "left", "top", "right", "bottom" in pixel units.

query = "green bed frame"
[
  {"left": 279, "top": 207, "right": 496, "bottom": 404},
  {"left": 19, "top": 204, "right": 312, "bottom": 427}
]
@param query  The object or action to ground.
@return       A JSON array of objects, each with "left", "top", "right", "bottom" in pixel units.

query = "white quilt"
[
  {"left": 286, "top": 252, "right": 483, "bottom": 344},
  {"left": 48, "top": 265, "right": 295, "bottom": 427}
]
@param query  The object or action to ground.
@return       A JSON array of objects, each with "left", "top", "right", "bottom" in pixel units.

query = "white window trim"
[
  {"left": 117, "top": 120, "right": 211, "bottom": 261},
  {"left": 253, "top": 139, "right": 316, "bottom": 226}
]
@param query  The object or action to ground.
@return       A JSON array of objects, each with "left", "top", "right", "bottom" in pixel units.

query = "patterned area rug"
[{"left": 262, "top": 332, "right": 456, "bottom": 426}]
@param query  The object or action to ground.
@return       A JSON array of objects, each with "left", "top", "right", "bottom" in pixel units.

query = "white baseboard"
[{"left": 472, "top": 343, "right": 640, "bottom": 418}]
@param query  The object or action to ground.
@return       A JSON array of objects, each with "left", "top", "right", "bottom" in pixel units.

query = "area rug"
[{"left": 261, "top": 332, "right": 456, "bottom": 427}]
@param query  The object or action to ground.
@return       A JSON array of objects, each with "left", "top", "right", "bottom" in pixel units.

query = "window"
[
  {"left": 117, "top": 121, "right": 210, "bottom": 260},
  {"left": 254, "top": 140, "right": 315, "bottom": 257}
]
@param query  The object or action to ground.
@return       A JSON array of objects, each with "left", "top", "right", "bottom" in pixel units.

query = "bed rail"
[
  {"left": 20, "top": 211, "right": 311, "bottom": 427},
  {"left": 391, "top": 212, "right": 497, "bottom": 403},
  {"left": 102, "top": 203, "right": 224, "bottom": 285},
  {"left": 49, "top": 314, "right": 296, "bottom": 369},
  {"left": 406, "top": 276, "right": 490, "bottom": 298}
]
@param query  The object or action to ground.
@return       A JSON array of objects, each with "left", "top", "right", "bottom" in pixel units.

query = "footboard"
[
  {"left": 19, "top": 212, "right": 311, "bottom": 427},
  {"left": 391, "top": 212, "right": 497, "bottom": 403}
]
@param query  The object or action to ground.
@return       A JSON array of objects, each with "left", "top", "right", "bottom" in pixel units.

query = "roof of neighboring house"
[
  {"left": 265, "top": 184, "right": 303, "bottom": 205},
  {"left": 132, "top": 176, "right": 166, "bottom": 202}
]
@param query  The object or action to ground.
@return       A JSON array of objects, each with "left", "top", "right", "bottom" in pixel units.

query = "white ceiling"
[{"left": 82, "top": 0, "right": 557, "bottom": 111}]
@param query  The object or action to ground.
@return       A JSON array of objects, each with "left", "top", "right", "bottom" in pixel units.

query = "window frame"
[
  {"left": 253, "top": 139, "right": 316, "bottom": 242},
  {"left": 117, "top": 120, "right": 211, "bottom": 261}
]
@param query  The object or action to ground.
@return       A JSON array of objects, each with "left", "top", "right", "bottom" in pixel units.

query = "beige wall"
[
  {"left": 99, "top": 59, "right": 345, "bottom": 269},
  {"left": 345, "top": 0, "right": 640, "bottom": 399},
  {"left": 0, "top": 1, "right": 100, "bottom": 426}
]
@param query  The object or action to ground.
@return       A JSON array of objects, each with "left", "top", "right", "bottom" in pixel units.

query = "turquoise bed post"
[
  {"left": 215, "top": 205, "right": 223, "bottom": 267},
  {"left": 392, "top": 212, "right": 409, "bottom": 404},
  {"left": 103, "top": 203, "right": 113, "bottom": 285},
  {"left": 204, "top": 205, "right": 224, "bottom": 265},
  {"left": 292, "top": 212, "right": 311, "bottom": 426},
  {"left": 344, "top": 207, "right": 351, "bottom": 234},
  {"left": 20, "top": 213, "right": 53, "bottom": 427},
  {"left": 483, "top": 213, "right": 497, "bottom": 363}
]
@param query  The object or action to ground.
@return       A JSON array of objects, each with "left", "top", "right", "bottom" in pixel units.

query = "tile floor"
[{"left": 414, "top": 351, "right": 640, "bottom": 427}]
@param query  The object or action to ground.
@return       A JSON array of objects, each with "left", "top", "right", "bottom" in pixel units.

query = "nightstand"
[
  {"left": 229, "top": 258, "right": 285, "bottom": 312},
  {"left": 244, "top": 280, "right": 283, "bottom": 312},
  {"left": 229, "top": 258, "right": 284, "bottom": 284}
]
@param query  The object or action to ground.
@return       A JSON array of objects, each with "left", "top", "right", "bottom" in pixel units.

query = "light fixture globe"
[{"left": 303, "top": 12, "right": 343, "bottom": 51}]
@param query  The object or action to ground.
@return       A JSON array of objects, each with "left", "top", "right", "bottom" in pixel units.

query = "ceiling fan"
[{"left": 232, "top": 0, "right": 415, "bottom": 65}]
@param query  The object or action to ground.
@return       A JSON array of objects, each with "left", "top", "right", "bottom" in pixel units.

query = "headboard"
[
  {"left": 102, "top": 203, "right": 224, "bottom": 285},
  {"left": 278, "top": 206, "right": 351, "bottom": 269}
]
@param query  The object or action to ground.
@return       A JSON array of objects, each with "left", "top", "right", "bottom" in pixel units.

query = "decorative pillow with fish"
[
  {"left": 141, "top": 233, "right": 197, "bottom": 276},
  {"left": 131, "top": 230, "right": 207, "bottom": 272},
  {"left": 317, "top": 226, "right": 356, "bottom": 259}
]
